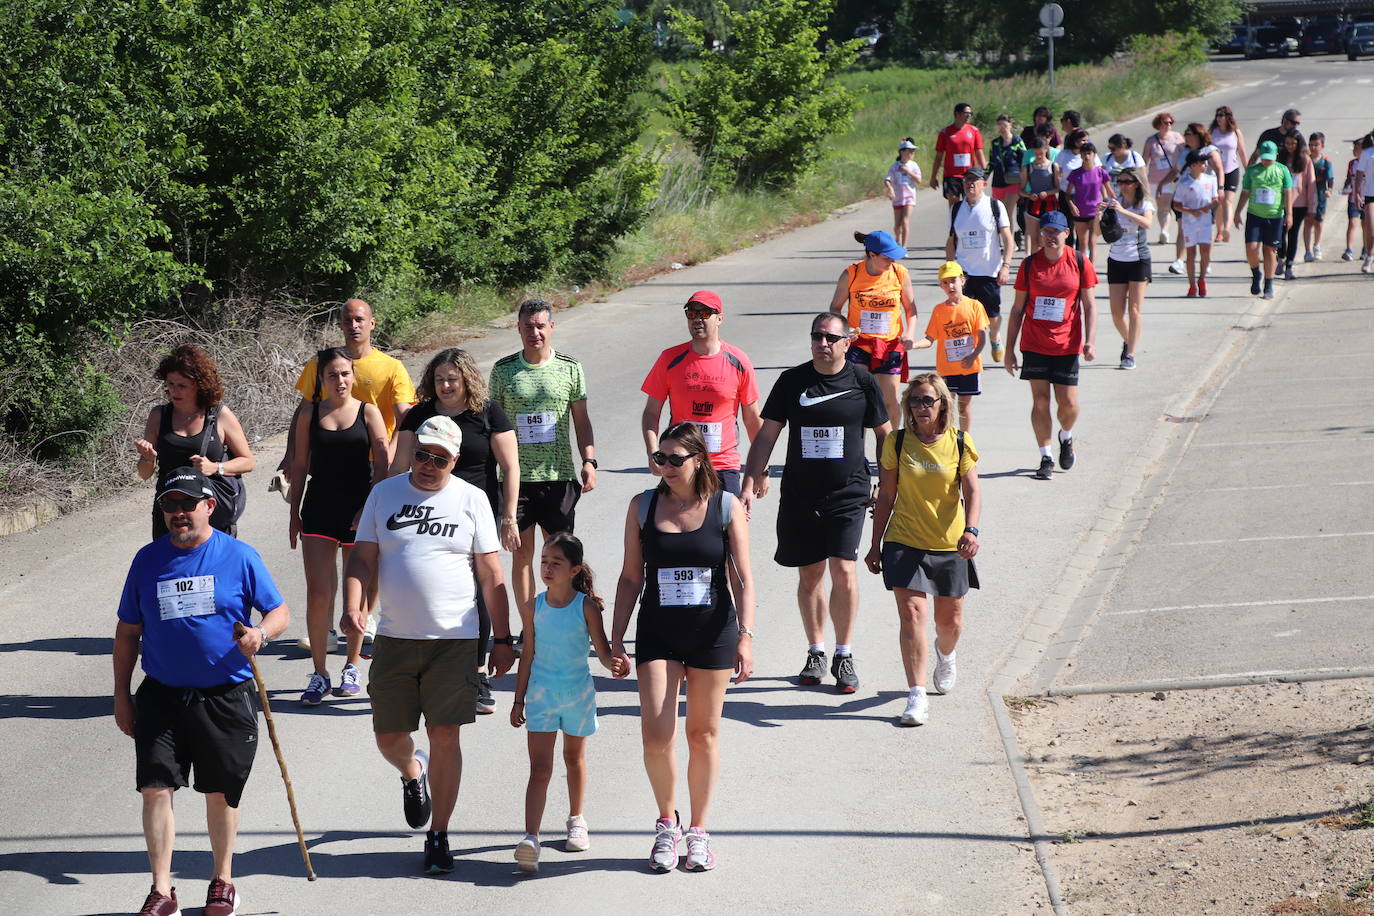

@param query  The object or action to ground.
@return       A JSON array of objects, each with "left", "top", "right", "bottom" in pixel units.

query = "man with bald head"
[{"left": 280, "top": 298, "right": 417, "bottom": 649}]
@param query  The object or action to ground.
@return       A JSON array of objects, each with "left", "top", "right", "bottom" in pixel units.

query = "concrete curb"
[{"left": 1044, "top": 667, "right": 1374, "bottom": 696}]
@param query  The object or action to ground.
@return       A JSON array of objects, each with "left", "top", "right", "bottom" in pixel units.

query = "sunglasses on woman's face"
[
  {"left": 651, "top": 451, "right": 696, "bottom": 468},
  {"left": 908, "top": 396, "right": 941, "bottom": 410},
  {"left": 413, "top": 449, "right": 453, "bottom": 468}
]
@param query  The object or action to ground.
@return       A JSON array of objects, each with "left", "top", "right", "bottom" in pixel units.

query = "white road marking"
[
  {"left": 1274, "top": 630, "right": 1300, "bottom": 637},
  {"left": 1194, "top": 436, "right": 1374, "bottom": 448},
  {"left": 1168, "top": 531, "right": 1374, "bottom": 547},
  {"left": 1190, "top": 480, "right": 1374, "bottom": 493},
  {"left": 1299, "top": 79, "right": 1316, "bottom": 85},
  {"left": 1359, "top": 78, "right": 1373, "bottom": 85},
  {"left": 1106, "top": 595, "right": 1374, "bottom": 617}
]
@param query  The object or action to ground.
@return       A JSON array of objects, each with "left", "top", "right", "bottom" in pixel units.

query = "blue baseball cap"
[
  {"left": 861, "top": 229, "right": 907, "bottom": 259},
  {"left": 1039, "top": 210, "right": 1069, "bottom": 232}
]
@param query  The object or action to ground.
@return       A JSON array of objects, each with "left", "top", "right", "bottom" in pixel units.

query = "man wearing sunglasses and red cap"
[
  {"left": 641, "top": 290, "right": 764, "bottom": 498},
  {"left": 114, "top": 467, "right": 291, "bottom": 916}
]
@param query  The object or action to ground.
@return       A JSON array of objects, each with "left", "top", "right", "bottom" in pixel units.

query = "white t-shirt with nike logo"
[{"left": 354, "top": 473, "right": 499, "bottom": 639}]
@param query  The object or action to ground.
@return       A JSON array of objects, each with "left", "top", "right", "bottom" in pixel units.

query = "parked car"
[
  {"left": 1245, "top": 26, "right": 1289, "bottom": 59},
  {"left": 1348, "top": 22, "right": 1374, "bottom": 59},
  {"left": 1218, "top": 26, "right": 1247, "bottom": 55},
  {"left": 1300, "top": 16, "right": 1343, "bottom": 54}
]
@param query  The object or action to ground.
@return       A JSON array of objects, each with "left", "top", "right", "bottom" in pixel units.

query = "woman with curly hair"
[{"left": 135, "top": 343, "right": 255, "bottom": 537}]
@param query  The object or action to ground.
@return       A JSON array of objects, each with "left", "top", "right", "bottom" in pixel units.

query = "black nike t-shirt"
[
  {"left": 399, "top": 399, "right": 512, "bottom": 504},
  {"left": 761, "top": 361, "right": 888, "bottom": 506}
]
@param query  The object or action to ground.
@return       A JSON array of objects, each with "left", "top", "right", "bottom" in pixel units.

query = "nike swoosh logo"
[
  {"left": 798, "top": 390, "right": 855, "bottom": 407},
  {"left": 386, "top": 515, "right": 446, "bottom": 530}
]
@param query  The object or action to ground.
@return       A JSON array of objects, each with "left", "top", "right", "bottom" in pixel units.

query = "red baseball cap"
[{"left": 685, "top": 290, "right": 723, "bottom": 314}]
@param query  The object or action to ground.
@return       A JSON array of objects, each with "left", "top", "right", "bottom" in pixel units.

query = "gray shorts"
[
  {"left": 368, "top": 636, "right": 479, "bottom": 733},
  {"left": 881, "top": 542, "right": 979, "bottom": 597}
]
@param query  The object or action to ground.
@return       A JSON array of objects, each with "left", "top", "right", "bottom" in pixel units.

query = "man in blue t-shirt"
[{"left": 114, "top": 467, "right": 290, "bottom": 916}]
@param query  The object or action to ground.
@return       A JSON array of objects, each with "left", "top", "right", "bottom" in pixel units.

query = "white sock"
[
  {"left": 1059, "top": 429, "right": 1073, "bottom": 443},
  {"left": 809, "top": 643, "right": 825, "bottom": 654},
  {"left": 834, "top": 644, "right": 851, "bottom": 657},
  {"left": 523, "top": 833, "right": 538, "bottom": 843},
  {"left": 936, "top": 641, "right": 954, "bottom": 658},
  {"left": 910, "top": 685, "right": 927, "bottom": 697},
  {"left": 1039, "top": 445, "right": 1052, "bottom": 458}
]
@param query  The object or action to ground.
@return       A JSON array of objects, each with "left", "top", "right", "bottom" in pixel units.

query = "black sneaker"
[
  {"left": 1120, "top": 341, "right": 1128, "bottom": 362},
  {"left": 403, "top": 748, "right": 432, "bottom": 829},
  {"left": 475, "top": 673, "right": 495, "bottom": 716},
  {"left": 424, "top": 829, "right": 454, "bottom": 874},
  {"left": 1058, "top": 436, "right": 1075, "bottom": 470},
  {"left": 1034, "top": 456, "right": 1054, "bottom": 480},
  {"left": 831, "top": 653, "right": 859, "bottom": 694},
  {"left": 798, "top": 649, "right": 826, "bottom": 686},
  {"left": 1250, "top": 272, "right": 1262, "bottom": 296}
]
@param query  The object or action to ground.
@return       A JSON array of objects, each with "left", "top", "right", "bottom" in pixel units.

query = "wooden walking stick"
[{"left": 235, "top": 622, "right": 317, "bottom": 880}]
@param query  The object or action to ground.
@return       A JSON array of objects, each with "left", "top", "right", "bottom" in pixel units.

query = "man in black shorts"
[
  {"left": 945, "top": 166, "right": 1014, "bottom": 362},
  {"left": 1002, "top": 211, "right": 1099, "bottom": 479},
  {"left": 742, "top": 313, "right": 891, "bottom": 693},
  {"left": 114, "top": 468, "right": 291, "bottom": 916}
]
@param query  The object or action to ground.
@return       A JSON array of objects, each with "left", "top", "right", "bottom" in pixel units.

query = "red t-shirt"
[
  {"left": 641, "top": 342, "right": 760, "bottom": 470},
  {"left": 1014, "top": 250, "right": 1098, "bottom": 356},
  {"left": 936, "top": 124, "right": 983, "bottom": 177}
]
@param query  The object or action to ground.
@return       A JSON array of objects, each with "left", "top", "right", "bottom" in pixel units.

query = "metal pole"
[{"left": 1048, "top": 35, "right": 1055, "bottom": 91}]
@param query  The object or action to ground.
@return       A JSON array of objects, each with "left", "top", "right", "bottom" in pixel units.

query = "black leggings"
[{"left": 1282, "top": 207, "right": 1308, "bottom": 263}]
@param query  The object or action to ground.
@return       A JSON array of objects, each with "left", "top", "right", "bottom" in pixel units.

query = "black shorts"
[
  {"left": 135, "top": 676, "right": 258, "bottom": 808},
  {"left": 1223, "top": 168, "right": 1241, "bottom": 193},
  {"left": 1071, "top": 214, "right": 1095, "bottom": 224},
  {"left": 963, "top": 275, "right": 1002, "bottom": 318},
  {"left": 636, "top": 603, "right": 738, "bottom": 670},
  {"left": 1244, "top": 213, "right": 1284, "bottom": 248},
  {"left": 516, "top": 480, "right": 581, "bottom": 534},
  {"left": 943, "top": 372, "right": 981, "bottom": 396},
  {"left": 716, "top": 468, "right": 742, "bottom": 497},
  {"left": 774, "top": 498, "right": 867, "bottom": 567},
  {"left": 1020, "top": 350, "right": 1080, "bottom": 387},
  {"left": 1107, "top": 258, "right": 1152, "bottom": 284},
  {"left": 942, "top": 176, "right": 965, "bottom": 200},
  {"left": 299, "top": 478, "right": 369, "bottom": 544},
  {"left": 880, "top": 543, "right": 980, "bottom": 596}
]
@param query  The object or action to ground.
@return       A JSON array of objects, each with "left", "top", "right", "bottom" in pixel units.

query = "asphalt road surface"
[{"left": 1, "top": 53, "right": 1370, "bottom": 915}]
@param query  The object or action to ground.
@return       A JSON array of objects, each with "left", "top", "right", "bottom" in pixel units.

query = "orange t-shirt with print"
[
  {"left": 924, "top": 295, "right": 989, "bottom": 377},
  {"left": 843, "top": 261, "right": 909, "bottom": 342}
]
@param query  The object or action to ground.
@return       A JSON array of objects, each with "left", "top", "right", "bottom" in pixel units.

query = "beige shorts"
[{"left": 367, "top": 635, "right": 479, "bottom": 734}]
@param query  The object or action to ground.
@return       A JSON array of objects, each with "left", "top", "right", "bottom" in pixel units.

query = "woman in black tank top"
[
  {"left": 287, "top": 348, "right": 389, "bottom": 706},
  {"left": 609, "top": 423, "right": 756, "bottom": 871},
  {"left": 135, "top": 344, "right": 255, "bottom": 538}
]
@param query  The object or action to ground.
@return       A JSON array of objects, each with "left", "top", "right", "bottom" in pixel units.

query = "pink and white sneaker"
[
  {"left": 649, "top": 814, "right": 681, "bottom": 872},
  {"left": 684, "top": 826, "right": 715, "bottom": 871}
]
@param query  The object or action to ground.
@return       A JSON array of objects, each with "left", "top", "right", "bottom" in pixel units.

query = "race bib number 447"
[{"left": 157, "top": 576, "right": 216, "bottom": 621}]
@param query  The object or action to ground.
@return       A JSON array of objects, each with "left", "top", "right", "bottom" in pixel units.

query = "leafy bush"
[{"left": 660, "top": 0, "right": 863, "bottom": 190}]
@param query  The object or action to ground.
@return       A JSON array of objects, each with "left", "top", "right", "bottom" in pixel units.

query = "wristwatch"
[
  {"left": 492, "top": 636, "right": 519, "bottom": 646},
  {"left": 582, "top": 458, "right": 598, "bottom": 468},
  {"left": 738, "top": 625, "right": 755, "bottom": 638},
  {"left": 964, "top": 526, "right": 980, "bottom": 537}
]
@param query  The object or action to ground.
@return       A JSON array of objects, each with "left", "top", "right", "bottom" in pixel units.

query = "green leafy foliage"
[
  {"left": 0, "top": 0, "right": 655, "bottom": 456},
  {"left": 660, "top": 0, "right": 863, "bottom": 190}
]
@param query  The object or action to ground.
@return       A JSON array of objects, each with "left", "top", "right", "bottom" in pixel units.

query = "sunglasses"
[
  {"left": 1118, "top": 178, "right": 1139, "bottom": 185},
  {"left": 908, "top": 396, "right": 941, "bottom": 410},
  {"left": 810, "top": 331, "right": 846, "bottom": 344},
  {"left": 413, "top": 448, "right": 454, "bottom": 468},
  {"left": 158, "top": 495, "right": 205, "bottom": 513},
  {"left": 684, "top": 306, "right": 717, "bottom": 319},
  {"left": 651, "top": 451, "right": 696, "bottom": 468}
]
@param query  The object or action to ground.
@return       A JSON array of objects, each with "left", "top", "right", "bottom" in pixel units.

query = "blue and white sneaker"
[
  {"left": 334, "top": 664, "right": 362, "bottom": 697},
  {"left": 301, "top": 672, "right": 329, "bottom": 706}
]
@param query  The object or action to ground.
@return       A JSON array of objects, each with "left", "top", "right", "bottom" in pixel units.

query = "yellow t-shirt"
[
  {"left": 879, "top": 427, "right": 978, "bottom": 551},
  {"left": 294, "top": 348, "right": 417, "bottom": 437}
]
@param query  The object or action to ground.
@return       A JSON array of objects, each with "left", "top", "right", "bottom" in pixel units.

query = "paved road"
[{"left": 1, "top": 54, "right": 1371, "bottom": 915}]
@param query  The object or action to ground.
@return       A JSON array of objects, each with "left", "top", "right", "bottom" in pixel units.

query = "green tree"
[{"left": 660, "top": 0, "right": 862, "bottom": 190}]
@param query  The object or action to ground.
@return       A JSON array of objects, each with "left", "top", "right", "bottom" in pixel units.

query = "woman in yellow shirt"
[{"left": 865, "top": 374, "right": 981, "bottom": 726}]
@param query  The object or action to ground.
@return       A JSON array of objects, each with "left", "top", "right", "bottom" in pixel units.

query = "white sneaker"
[
  {"left": 363, "top": 613, "right": 377, "bottom": 644},
  {"left": 899, "top": 688, "right": 930, "bottom": 726},
  {"left": 1363, "top": 255, "right": 1372, "bottom": 274},
  {"left": 1168, "top": 258, "right": 1185, "bottom": 275},
  {"left": 1157, "top": 229, "right": 1169, "bottom": 244},
  {"left": 296, "top": 630, "right": 336, "bottom": 653},
  {"left": 932, "top": 646, "right": 958, "bottom": 694},
  {"left": 1205, "top": 264, "right": 1212, "bottom": 275},
  {"left": 565, "top": 815, "right": 589, "bottom": 852},
  {"left": 515, "top": 836, "right": 540, "bottom": 873},
  {"left": 1313, "top": 244, "right": 1323, "bottom": 260}
]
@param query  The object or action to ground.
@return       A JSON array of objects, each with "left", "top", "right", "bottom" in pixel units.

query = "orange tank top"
[{"left": 844, "top": 261, "right": 908, "bottom": 341}]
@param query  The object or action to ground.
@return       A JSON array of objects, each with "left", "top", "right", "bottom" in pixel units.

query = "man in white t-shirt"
[
  {"left": 945, "top": 167, "right": 1014, "bottom": 361},
  {"left": 343, "top": 415, "right": 515, "bottom": 875}
]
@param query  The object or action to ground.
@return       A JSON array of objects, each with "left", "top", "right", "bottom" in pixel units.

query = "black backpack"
[
  {"left": 197, "top": 405, "right": 247, "bottom": 533},
  {"left": 948, "top": 197, "right": 1006, "bottom": 239},
  {"left": 1099, "top": 206, "right": 1124, "bottom": 243}
]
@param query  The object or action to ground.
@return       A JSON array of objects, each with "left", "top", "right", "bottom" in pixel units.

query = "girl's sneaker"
[
  {"left": 334, "top": 664, "right": 362, "bottom": 697},
  {"left": 683, "top": 827, "right": 715, "bottom": 872},
  {"left": 1304, "top": 249, "right": 1315, "bottom": 262},
  {"left": 1198, "top": 278, "right": 1207, "bottom": 298},
  {"left": 900, "top": 687, "right": 930, "bottom": 726},
  {"left": 649, "top": 814, "right": 682, "bottom": 872},
  {"left": 1314, "top": 244, "right": 1323, "bottom": 260},
  {"left": 515, "top": 835, "right": 540, "bottom": 873},
  {"left": 565, "top": 815, "right": 589, "bottom": 852},
  {"left": 1185, "top": 283, "right": 1197, "bottom": 298}
]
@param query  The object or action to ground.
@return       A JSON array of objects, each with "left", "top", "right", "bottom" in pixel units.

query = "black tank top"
[
  {"left": 155, "top": 404, "right": 226, "bottom": 487},
  {"left": 640, "top": 489, "right": 733, "bottom": 615},
  {"left": 308, "top": 401, "right": 371, "bottom": 489}
]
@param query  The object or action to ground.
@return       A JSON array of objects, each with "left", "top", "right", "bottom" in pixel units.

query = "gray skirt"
[{"left": 881, "top": 542, "right": 979, "bottom": 597}]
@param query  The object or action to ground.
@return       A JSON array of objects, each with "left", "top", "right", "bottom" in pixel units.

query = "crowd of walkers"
[{"left": 114, "top": 98, "right": 1374, "bottom": 915}]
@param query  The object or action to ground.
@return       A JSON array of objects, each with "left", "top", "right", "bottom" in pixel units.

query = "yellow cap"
[{"left": 937, "top": 261, "right": 965, "bottom": 280}]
